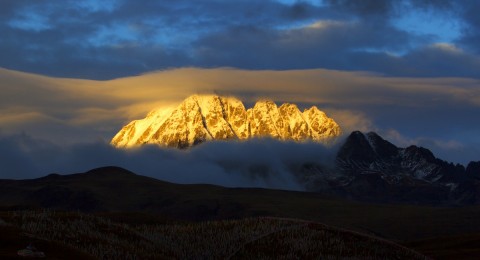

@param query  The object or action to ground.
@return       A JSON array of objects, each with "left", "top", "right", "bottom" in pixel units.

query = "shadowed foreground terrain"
[
  {"left": 1, "top": 166, "right": 480, "bottom": 258},
  {"left": 0, "top": 216, "right": 94, "bottom": 259},
  {"left": 0, "top": 211, "right": 424, "bottom": 259}
]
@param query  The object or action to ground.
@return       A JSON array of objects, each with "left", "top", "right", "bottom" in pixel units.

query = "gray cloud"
[
  {"left": 345, "top": 43, "right": 480, "bottom": 78},
  {"left": 458, "top": 1, "right": 480, "bottom": 54},
  {"left": 324, "top": 0, "right": 396, "bottom": 18},
  {"left": 194, "top": 20, "right": 412, "bottom": 70},
  {"left": 325, "top": 0, "right": 459, "bottom": 19},
  {"left": 0, "top": 133, "right": 340, "bottom": 191},
  {"left": 1, "top": 128, "right": 477, "bottom": 192},
  {"left": 1, "top": 67, "right": 479, "bottom": 164},
  {"left": 2, "top": 0, "right": 326, "bottom": 79},
  {"left": 381, "top": 129, "right": 480, "bottom": 165},
  {"left": 0, "top": 1, "right": 479, "bottom": 79}
]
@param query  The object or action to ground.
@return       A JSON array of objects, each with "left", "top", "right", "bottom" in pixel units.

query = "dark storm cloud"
[
  {"left": 1, "top": 0, "right": 480, "bottom": 79},
  {"left": 325, "top": 0, "right": 480, "bottom": 53},
  {"left": 324, "top": 0, "right": 396, "bottom": 17},
  {"left": 344, "top": 43, "right": 480, "bottom": 78},
  {"left": 458, "top": 1, "right": 480, "bottom": 54},
  {"left": 192, "top": 21, "right": 480, "bottom": 78},
  {"left": 325, "top": 0, "right": 458, "bottom": 18},
  {"left": 194, "top": 21, "right": 411, "bottom": 70},
  {"left": 0, "top": 133, "right": 338, "bottom": 191},
  {"left": 0, "top": 0, "right": 329, "bottom": 79}
]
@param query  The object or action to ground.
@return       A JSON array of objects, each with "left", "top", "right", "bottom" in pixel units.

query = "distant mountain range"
[{"left": 111, "top": 95, "right": 341, "bottom": 148}]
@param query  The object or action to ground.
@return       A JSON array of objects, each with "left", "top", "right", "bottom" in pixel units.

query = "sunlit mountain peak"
[{"left": 111, "top": 94, "right": 341, "bottom": 148}]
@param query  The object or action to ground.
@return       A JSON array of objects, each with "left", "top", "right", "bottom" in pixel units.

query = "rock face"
[
  {"left": 336, "top": 131, "right": 467, "bottom": 184},
  {"left": 111, "top": 95, "right": 341, "bottom": 148},
  {"left": 466, "top": 161, "right": 480, "bottom": 180},
  {"left": 300, "top": 131, "right": 477, "bottom": 205}
]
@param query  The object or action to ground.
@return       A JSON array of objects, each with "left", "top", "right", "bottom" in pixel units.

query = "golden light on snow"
[{"left": 111, "top": 94, "right": 341, "bottom": 148}]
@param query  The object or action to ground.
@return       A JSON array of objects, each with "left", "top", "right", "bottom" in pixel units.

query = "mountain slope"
[
  {"left": 0, "top": 212, "right": 426, "bottom": 259},
  {"left": 111, "top": 95, "right": 341, "bottom": 148},
  {"left": 2, "top": 166, "right": 480, "bottom": 242}
]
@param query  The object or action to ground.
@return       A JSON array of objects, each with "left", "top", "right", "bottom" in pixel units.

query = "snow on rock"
[{"left": 111, "top": 95, "right": 341, "bottom": 148}]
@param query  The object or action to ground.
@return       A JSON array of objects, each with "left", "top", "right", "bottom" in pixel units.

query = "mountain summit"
[{"left": 111, "top": 95, "right": 341, "bottom": 148}]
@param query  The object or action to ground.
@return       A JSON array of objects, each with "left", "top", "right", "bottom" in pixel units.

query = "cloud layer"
[
  {"left": 0, "top": 132, "right": 340, "bottom": 191},
  {"left": 1, "top": 0, "right": 480, "bottom": 79},
  {"left": 1, "top": 67, "right": 479, "bottom": 163}
]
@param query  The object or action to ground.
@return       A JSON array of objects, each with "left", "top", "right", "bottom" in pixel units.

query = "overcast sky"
[
  {"left": 1, "top": 0, "right": 480, "bottom": 79},
  {"left": 1, "top": 0, "right": 480, "bottom": 169}
]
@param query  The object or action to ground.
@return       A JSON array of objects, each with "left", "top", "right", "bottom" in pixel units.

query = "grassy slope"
[
  {"left": 0, "top": 211, "right": 425, "bottom": 259},
  {"left": 2, "top": 166, "right": 480, "bottom": 257},
  {"left": 0, "top": 223, "right": 95, "bottom": 259},
  {"left": 405, "top": 233, "right": 480, "bottom": 260}
]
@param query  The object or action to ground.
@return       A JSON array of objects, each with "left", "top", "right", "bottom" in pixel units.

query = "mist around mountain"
[
  {"left": 0, "top": 132, "right": 335, "bottom": 190},
  {"left": 3, "top": 127, "right": 480, "bottom": 206}
]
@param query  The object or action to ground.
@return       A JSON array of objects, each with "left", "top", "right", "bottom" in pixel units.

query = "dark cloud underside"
[{"left": 0, "top": 0, "right": 479, "bottom": 79}]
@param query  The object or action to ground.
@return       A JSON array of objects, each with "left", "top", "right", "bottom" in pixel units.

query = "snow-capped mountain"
[{"left": 111, "top": 95, "right": 341, "bottom": 148}]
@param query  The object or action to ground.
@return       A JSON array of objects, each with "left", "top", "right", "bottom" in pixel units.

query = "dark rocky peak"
[
  {"left": 337, "top": 131, "right": 400, "bottom": 164},
  {"left": 436, "top": 162, "right": 467, "bottom": 183},
  {"left": 401, "top": 145, "right": 466, "bottom": 182},
  {"left": 335, "top": 131, "right": 471, "bottom": 185},
  {"left": 466, "top": 161, "right": 480, "bottom": 179},
  {"left": 403, "top": 145, "right": 436, "bottom": 163},
  {"left": 337, "top": 131, "right": 376, "bottom": 163},
  {"left": 365, "top": 132, "right": 399, "bottom": 159}
]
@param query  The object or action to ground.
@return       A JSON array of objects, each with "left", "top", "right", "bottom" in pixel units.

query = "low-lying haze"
[{"left": 0, "top": 132, "right": 338, "bottom": 190}]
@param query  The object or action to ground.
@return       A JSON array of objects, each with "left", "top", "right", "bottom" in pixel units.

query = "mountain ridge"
[
  {"left": 306, "top": 131, "right": 479, "bottom": 204},
  {"left": 111, "top": 95, "right": 341, "bottom": 148}
]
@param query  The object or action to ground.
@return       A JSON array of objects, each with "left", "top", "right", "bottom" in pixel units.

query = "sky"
[
  {"left": 1, "top": 0, "right": 480, "bottom": 179},
  {"left": 2, "top": 0, "right": 480, "bottom": 79}
]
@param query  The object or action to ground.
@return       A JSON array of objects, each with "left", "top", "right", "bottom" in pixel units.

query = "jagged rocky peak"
[
  {"left": 466, "top": 161, "right": 480, "bottom": 179},
  {"left": 337, "top": 131, "right": 400, "bottom": 161},
  {"left": 337, "top": 131, "right": 442, "bottom": 164},
  {"left": 337, "top": 131, "right": 378, "bottom": 163},
  {"left": 334, "top": 130, "right": 471, "bottom": 184},
  {"left": 365, "top": 132, "right": 399, "bottom": 159},
  {"left": 403, "top": 145, "right": 436, "bottom": 162},
  {"left": 111, "top": 94, "right": 341, "bottom": 148}
]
